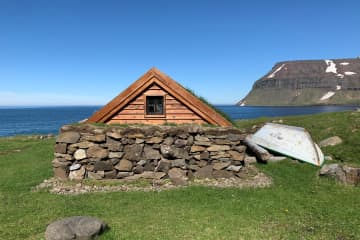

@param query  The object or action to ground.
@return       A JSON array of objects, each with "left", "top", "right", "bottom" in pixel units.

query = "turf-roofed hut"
[{"left": 87, "top": 68, "right": 232, "bottom": 126}]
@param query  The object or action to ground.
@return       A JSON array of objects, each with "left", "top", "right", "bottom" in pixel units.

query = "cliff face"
[{"left": 238, "top": 58, "right": 360, "bottom": 106}]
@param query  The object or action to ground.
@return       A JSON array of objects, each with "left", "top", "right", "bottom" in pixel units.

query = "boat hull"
[{"left": 249, "top": 123, "right": 324, "bottom": 166}]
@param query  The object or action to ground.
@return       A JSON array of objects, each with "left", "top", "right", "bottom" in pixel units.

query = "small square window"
[{"left": 146, "top": 96, "right": 164, "bottom": 115}]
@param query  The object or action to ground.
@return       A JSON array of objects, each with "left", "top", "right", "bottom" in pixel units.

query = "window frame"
[{"left": 144, "top": 95, "right": 166, "bottom": 118}]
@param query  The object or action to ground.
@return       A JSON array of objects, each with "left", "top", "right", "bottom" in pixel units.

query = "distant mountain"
[{"left": 238, "top": 57, "right": 360, "bottom": 106}]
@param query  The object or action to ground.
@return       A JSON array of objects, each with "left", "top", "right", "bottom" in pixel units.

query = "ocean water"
[
  {"left": 0, "top": 106, "right": 100, "bottom": 137},
  {"left": 0, "top": 105, "right": 357, "bottom": 137}
]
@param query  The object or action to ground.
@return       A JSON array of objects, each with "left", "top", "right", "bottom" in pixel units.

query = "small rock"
[
  {"left": 135, "top": 138, "right": 145, "bottom": 144},
  {"left": 82, "top": 134, "right": 106, "bottom": 143},
  {"left": 96, "top": 171, "right": 105, "bottom": 178},
  {"left": 189, "top": 165, "right": 199, "bottom": 171},
  {"left": 106, "top": 131, "right": 122, "bottom": 139},
  {"left": 104, "top": 170, "right": 117, "bottom": 179},
  {"left": 45, "top": 216, "right": 107, "bottom": 240},
  {"left": 74, "top": 149, "right": 87, "bottom": 160},
  {"left": 56, "top": 132, "right": 81, "bottom": 144},
  {"left": 319, "top": 136, "right": 343, "bottom": 147},
  {"left": 319, "top": 164, "right": 341, "bottom": 176},
  {"left": 343, "top": 165, "right": 360, "bottom": 185},
  {"left": 244, "top": 155, "right": 257, "bottom": 164},
  {"left": 110, "top": 158, "right": 120, "bottom": 165},
  {"left": 69, "top": 164, "right": 82, "bottom": 171},
  {"left": 52, "top": 158, "right": 70, "bottom": 167},
  {"left": 319, "top": 163, "right": 346, "bottom": 183},
  {"left": 127, "top": 133, "right": 145, "bottom": 139},
  {"left": 160, "top": 145, "right": 188, "bottom": 159},
  {"left": 87, "top": 172, "right": 103, "bottom": 180},
  {"left": 53, "top": 167, "right": 69, "bottom": 179},
  {"left": 143, "top": 161, "right": 156, "bottom": 171},
  {"left": 87, "top": 146, "right": 109, "bottom": 159},
  {"left": 210, "top": 152, "right": 230, "bottom": 159},
  {"left": 146, "top": 136, "right": 163, "bottom": 144},
  {"left": 200, "top": 151, "right": 209, "bottom": 160},
  {"left": 174, "top": 139, "right": 187, "bottom": 148},
  {"left": 213, "top": 139, "right": 232, "bottom": 145},
  {"left": 109, "top": 152, "right": 124, "bottom": 159},
  {"left": 94, "top": 161, "right": 113, "bottom": 171},
  {"left": 55, "top": 143, "right": 67, "bottom": 154},
  {"left": 228, "top": 150, "right": 245, "bottom": 161},
  {"left": 227, "top": 134, "right": 244, "bottom": 141},
  {"left": 155, "top": 159, "right": 171, "bottom": 173},
  {"left": 190, "top": 145, "right": 206, "bottom": 152},
  {"left": 171, "top": 159, "right": 186, "bottom": 168},
  {"left": 106, "top": 143, "right": 123, "bottom": 152},
  {"left": 226, "top": 165, "right": 242, "bottom": 172},
  {"left": 198, "top": 160, "right": 208, "bottom": 167},
  {"left": 137, "top": 159, "right": 147, "bottom": 166},
  {"left": 195, "top": 135, "right": 209, "bottom": 142},
  {"left": 268, "top": 156, "right": 287, "bottom": 163},
  {"left": 134, "top": 165, "right": 144, "bottom": 174},
  {"left": 117, "top": 172, "right": 132, "bottom": 178},
  {"left": 55, "top": 153, "right": 73, "bottom": 161},
  {"left": 324, "top": 156, "right": 333, "bottom": 161},
  {"left": 72, "top": 141, "right": 95, "bottom": 149},
  {"left": 125, "top": 171, "right": 166, "bottom": 180},
  {"left": 143, "top": 146, "right": 161, "bottom": 160},
  {"left": 186, "top": 136, "right": 194, "bottom": 145},
  {"left": 213, "top": 161, "right": 231, "bottom": 170},
  {"left": 69, "top": 167, "right": 86, "bottom": 180},
  {"left": 163, "top": 137, "right": 174, "bottom": 145},
  {"left": 232, "top": 145, "right": 247, "bottom": 153},
  {"left": 142, "top": 171, "right": 166, "bottom": 180},
  {"left": 207, "top": 145, "right": 230, "bottom": 152},
  {"left": 194, "top": 165, "right": 213, "bottom": 179},
  {"left": 187, "top": 124, "right": 202, "bottom": 134},
  {"left": 213, "top": 170, "right": 234, "bottom": 179},
  {"left": 168, "top": 168, "right": 188, "bottom": 185},
  {"left": 115, "top": 159, "right": 133, "bottom": 172},
  {"left": 194, "top": 141, "right": 212, "bottom": 146},
  {"left": 123, "top": 144, "right": 144, "bottom": 161}
]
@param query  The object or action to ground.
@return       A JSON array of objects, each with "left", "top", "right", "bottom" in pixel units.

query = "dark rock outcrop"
[{"left": 238, "top": 57, "right": 360, "bottom": 106}]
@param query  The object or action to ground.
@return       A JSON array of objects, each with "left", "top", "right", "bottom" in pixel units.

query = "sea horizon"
[{"left": 0, "top": 105, "right": 358, "bottom": 137}]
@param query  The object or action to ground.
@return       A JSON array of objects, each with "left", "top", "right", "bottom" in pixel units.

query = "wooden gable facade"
[{"left": 87, "top": 68, "right": 232, "bottom": 127}]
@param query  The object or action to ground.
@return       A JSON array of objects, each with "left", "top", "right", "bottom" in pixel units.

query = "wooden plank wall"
[{"left": 107, "top": 84, "right": 207, "bottom": 125}]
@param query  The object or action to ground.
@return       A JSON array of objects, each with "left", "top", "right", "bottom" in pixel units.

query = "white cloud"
[{"left": 0, "top": 91, "right": 106, "bottom": 106}]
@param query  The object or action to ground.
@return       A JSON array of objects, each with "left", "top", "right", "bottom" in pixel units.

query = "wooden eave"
[{"left": 87, "top": 68, "right": 232, "bottom": 127}]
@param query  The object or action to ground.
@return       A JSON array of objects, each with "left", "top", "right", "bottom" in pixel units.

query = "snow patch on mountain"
[
  {"left": 344, "top": 71, "right": 357, "bottom": 75},
  {"left": 320, "top": 91, "right": 335, "bottom": 100},
  {"left": 337, "top": 74, "right": 344, "bottom": 79},
  {"left": 325, "top": 60, "right": 337, "bottom": 74},
  {"left": 268, "top": 64, "right": 285, "bottom": 78}
]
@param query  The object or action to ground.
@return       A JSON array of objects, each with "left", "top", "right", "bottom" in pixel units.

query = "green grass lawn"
[{"left": 1, "top": 111, "right": 360, "bottom": 239}]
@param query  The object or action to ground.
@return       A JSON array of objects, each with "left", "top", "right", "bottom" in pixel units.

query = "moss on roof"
[{"left": 185, "top": 88, "right": 235, "bottom": 126}]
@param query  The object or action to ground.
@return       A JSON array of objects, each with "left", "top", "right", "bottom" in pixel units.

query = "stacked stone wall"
[{"left": 53, "top": 124, "right": 248, "bottom": 184}]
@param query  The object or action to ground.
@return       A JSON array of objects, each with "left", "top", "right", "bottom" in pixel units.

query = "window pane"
[{"left": 146, "top": 96, "right": 164, "bottom": 115}]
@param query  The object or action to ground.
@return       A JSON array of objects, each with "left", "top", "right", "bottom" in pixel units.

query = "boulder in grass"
[
  {"left": 45, "top": 216, "right": 107, "bottom": 240},
  {"left": 319, "top": 164, "right": 360, "bottom": 185},
  {"left": 319, "top": 136, "right": 343, "bottom": 147}
]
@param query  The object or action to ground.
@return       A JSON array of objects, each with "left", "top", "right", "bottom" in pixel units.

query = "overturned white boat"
[{"left": 249, "top": 123, "right": 324, "bottom": 166}]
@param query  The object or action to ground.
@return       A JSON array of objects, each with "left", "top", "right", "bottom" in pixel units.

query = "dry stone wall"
[{"left": 53, "top": 124, "right": 248, "bottom": 184}]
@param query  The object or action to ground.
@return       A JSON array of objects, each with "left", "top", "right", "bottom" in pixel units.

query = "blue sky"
[{"left": 1, "top": 0, "right": 360, "bottom": 106}]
